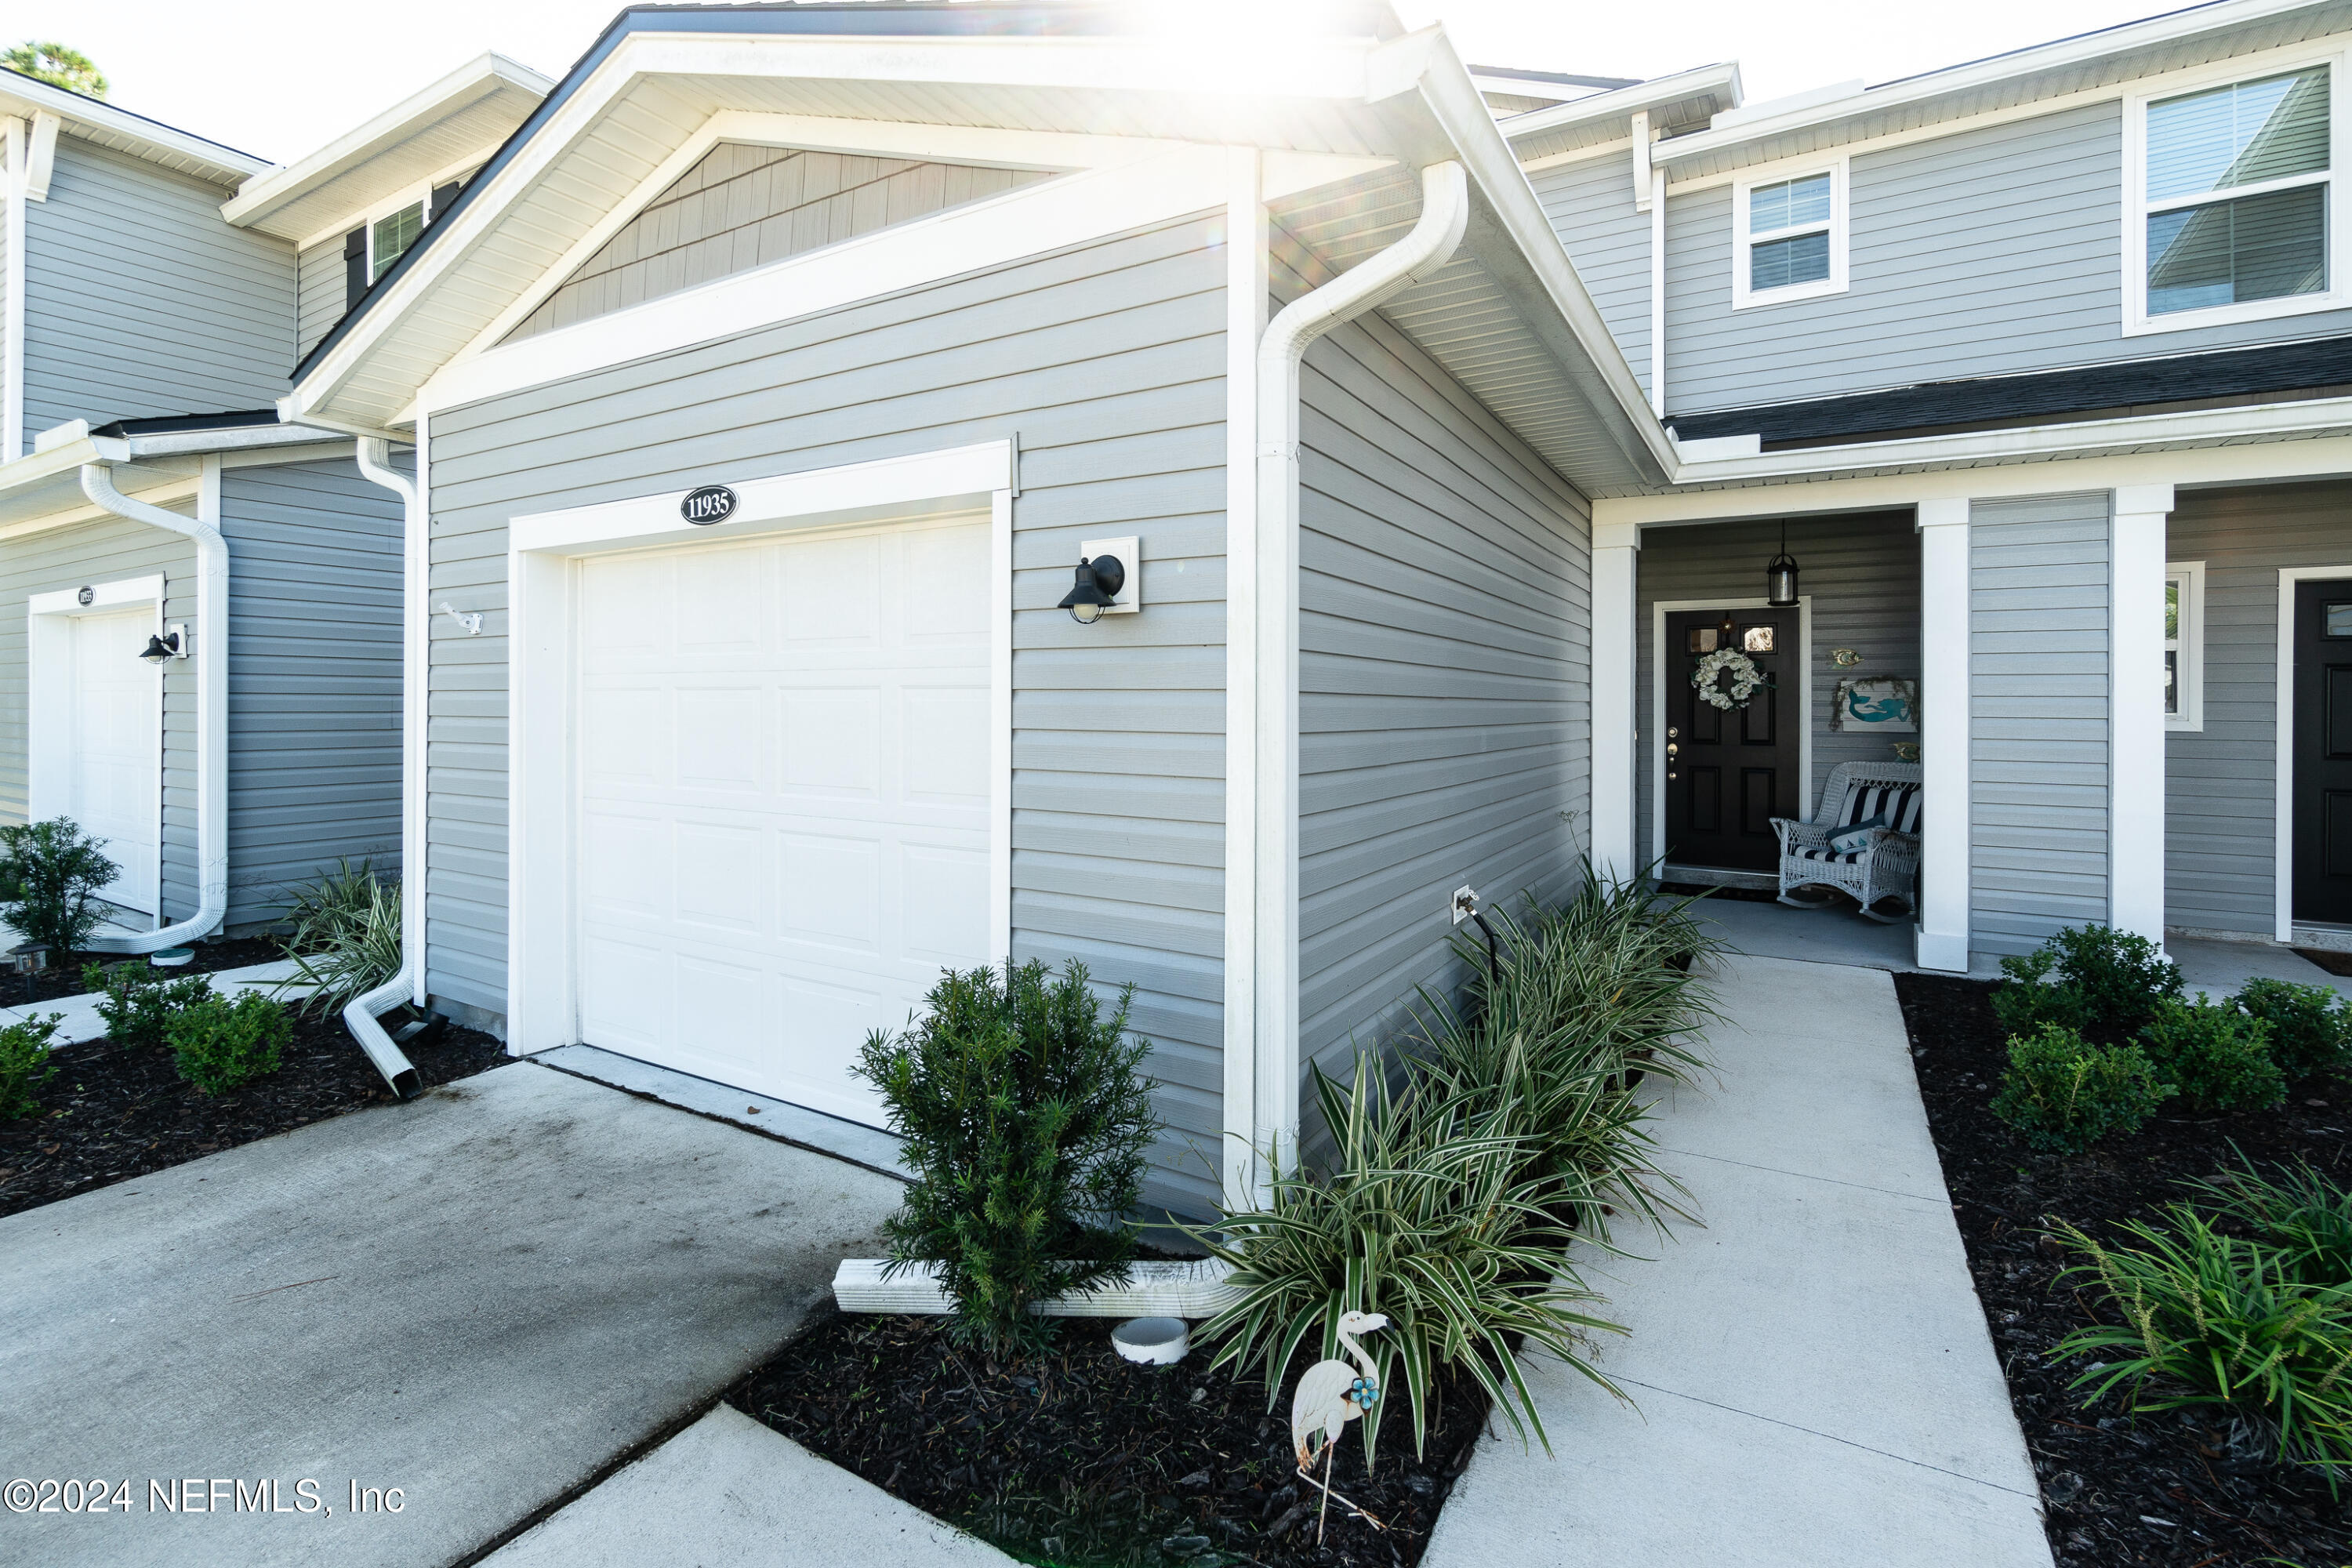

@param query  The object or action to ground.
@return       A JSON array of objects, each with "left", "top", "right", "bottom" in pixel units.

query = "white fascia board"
[
  {"left": 1393, "top": 27, "right": 1678, "bottom": 481},
  {"left": 510, "top": 440, "right": 1011, "bottom": 557},
  {"left": 1500, "top": 63, "right": 1743, "bottom": 144},
  {"left": 122, "top": 425, "right": 354, "bottom": 459},
  {"left": 222, "top": 53, "right": 553, "bottom": 233},
  {"left": 1655, "top": 0, "right": 2333, "bottom": 167},
  {"left": 0, "top": 78, "right": 266, "bottom": 185}
]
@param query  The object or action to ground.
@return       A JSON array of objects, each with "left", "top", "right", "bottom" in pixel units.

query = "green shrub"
[
  {"left": 2190, "top": 1154, "right": 2352, "bottom": 1288},
  {"left": 1988, "top": 1023, "right": 2172, "bottom": 1154},
  {"left": 2139, "top": 993, "right": 2286, "bottom": 1113},
  {"left": 1189, "top": 1060, "right": 1624, "bottom": 1462},
  {"left": 165, "top": 991, "right": 291, "bottom": 1094},
  {"left": 82, "top": 961, "right": 215, "bottom": 1047},
  {"left": 855, "top": 959, "right": 1159, "bottom": 1355},
  {"left": 2233, "top": 978, "right": 2352, "bottom": 1082},
  {"left": 0, "top": 818, "right": 119, "bottom": 956},
  {"left": 1994, "top": 924, "right": 2183, "bottom": 1045},
  {"left": 0, "top": 1012, "right": 64, "bottom": 1119},
  {"left": 2053, "top": 1207, "right": 2352, "bottom": 1477},
  {"left": 276, "top": 861, "right": 401, "bottom": 1013}
]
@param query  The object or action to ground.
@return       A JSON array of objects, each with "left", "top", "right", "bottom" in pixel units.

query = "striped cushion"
[
  {"left": 1795, "top": 846, "right": 1863, "bottom": 865},
  {"left": 1839, "top": 782, "right": 1921, "bottom": 835}
]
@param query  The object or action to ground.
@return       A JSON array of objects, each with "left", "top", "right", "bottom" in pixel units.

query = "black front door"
[
  {"left": 2293, "top": 580, "right": 2352, "bottom": 924},
  {"left": 1664, "top": 608, "right": 1799, "bottom": 873}
]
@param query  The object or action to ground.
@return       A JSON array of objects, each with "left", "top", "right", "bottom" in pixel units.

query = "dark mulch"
[
  {"left": 731, "top": 1311, "right": 1491, "bottom": 1567},
  {"left": 1895, "top": 971, "right": 2352, "bottom": 1567},
  {"left": 0, "top": 933, "right": 287, "bottom": 1008},
  {"left": 0, "top": 1007, "right": 509, "bottom": 1219}
]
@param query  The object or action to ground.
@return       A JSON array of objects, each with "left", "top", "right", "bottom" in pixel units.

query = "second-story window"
[
  {"left": 1732, "top": 157, "right": 1849, "bottom": 308},
  {"left": 371, "top": 201, "right": 425, "bottom": 282},
  {"left": 2132, "top": 60, "right": 2340, "bottom": 331}
]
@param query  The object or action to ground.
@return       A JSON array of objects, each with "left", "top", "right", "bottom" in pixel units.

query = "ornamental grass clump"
[
  {"left": 165, "top": 991, "right": 292, "bottom": 1095},
  {"left": 0, "top": 818, "right": 119, "bottom": 957},
  {"left": 0, "top": 1012, "right": 64, "bottom": 1119},
  {"left": 276, "top": 860, "right": 402, "bottom": 1013},
  {"left": 855, "top": 959, "right": 1158, "bottom": 1356},
  {"left": 1989, "top": 1022, "right": 2172, "bottom": 1155},
  {"left": 2138, "top": 993, "right": 2286, "bottom": 1114},
  {"left": 82, "top": 961, "right": 215, "bottom": 1047},
  {"left": 2053, "top": 1206, "right": 2352, "bottom": 1479},
  {"left": 2189, "top": 1154, "right": 2352, "bottom": 1288},
  {"left": 1994, "top": 924, "right": 2183, "bottom": 1046},
  {"left": 2232, "top": 978, "right": 2352, "bottom": 1083}
]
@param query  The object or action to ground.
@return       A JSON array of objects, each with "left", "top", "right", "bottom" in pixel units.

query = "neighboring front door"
[
  {"left": 1664, "top": 608, "right": 1798, "bottom": 874},
  {"left": 572, "top": 514, "right": 993, "bottom": 1127},
  {"left": 2292, "top": 579, "right": 2352, "bottom": 924},
  {"left": 67, "top": 607, "right": 161, "bottom": 915}
]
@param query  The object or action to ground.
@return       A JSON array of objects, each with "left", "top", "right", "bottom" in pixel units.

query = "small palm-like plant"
[{"left": 275, "top": 861, "right": 402, "bottom": 1013}]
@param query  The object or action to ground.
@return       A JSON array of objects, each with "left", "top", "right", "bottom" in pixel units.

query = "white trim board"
[
  {"left": 2274, "top": 564, "right": 2352, "bottom": 942},
  {"left": 27, "top": 573, "right": 167, "bottom": 919},
  {"left": 1649, "top": 596, "right": 1813, "bottom": 877},
  {"left": 505, "top": 439, "right": 1016, "bottom": 1062}
]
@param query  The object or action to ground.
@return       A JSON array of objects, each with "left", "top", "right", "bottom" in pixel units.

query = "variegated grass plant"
[{"left": 275, "top": 860, "right": 403, "bottom": 1014}]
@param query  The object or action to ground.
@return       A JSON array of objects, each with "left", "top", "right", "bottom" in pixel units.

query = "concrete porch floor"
[{"left": 1685, "top": 891, "right": 2343, "bottom": 993}]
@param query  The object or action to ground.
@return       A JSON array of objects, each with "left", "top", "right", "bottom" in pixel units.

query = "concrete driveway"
[{"left": 0, "top": 1061, "right": 901, "bottom": 1567}]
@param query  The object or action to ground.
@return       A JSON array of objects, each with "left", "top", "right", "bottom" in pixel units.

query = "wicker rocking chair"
[{"left": 1771, "top": 760, "right": 1923, "bottom": 924}]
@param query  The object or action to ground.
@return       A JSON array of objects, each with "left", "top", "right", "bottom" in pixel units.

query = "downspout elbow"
[{"left": 76, "top": 463, "right": 228, "bottom": 955}]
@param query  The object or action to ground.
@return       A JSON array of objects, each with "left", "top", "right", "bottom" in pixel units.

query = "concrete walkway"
[
  {"left": 0, "top": 1061, "right": 900, "bottom": 1568},
  {"left": 1, "top": 956, "right": 311, "bottom": 1044},
  {"left": 1425, "top": 953, "right": 2053, "bottom": 1568}
]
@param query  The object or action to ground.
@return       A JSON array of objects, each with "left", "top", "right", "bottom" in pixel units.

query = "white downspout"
[
  {"left": 5, "top": 116, "right": 27, "bottom": 462},
  {"left": 345, "top": 434, "right": 426, "bottom": 1098},
  {"left": 1247, "top": 160, "right": 1467, "bottom": 1185},
  {"left": 78, "top": 463, "right": 228, "bottom": 954}
]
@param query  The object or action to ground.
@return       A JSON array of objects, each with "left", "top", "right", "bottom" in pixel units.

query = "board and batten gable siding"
[
  {"left": 1294, "top": 307, "right": 1592, "bottom": 1077},
  {"left": 1526, "top": 151, "right": 1653, "bottom": 405},
  {"left": 1970, "top": 493, "right": 2112, "bottom": 959},
  {"left": 2163, "top": 481, "right": 2352, "bottom": 937},
  {"left": 0, "top": 511, "right": 200, "bottom": 918},
  {"left": 216, "top": 459, "right": 405, "bottom": 927},
  {"left": 505, "top": 143, "right": 1054, "bottom": 344},
  {"left": 20, "top": 140, "right": 293, "bottom": 450},
  {"left": 1646, "top": 97, "right": 2352, "bottom": 418},
  {"left": 426, "top": 213, "right": 1228, "bottom": 1214},
  {"left": 296, "top": 235, "right": 347, "bottom": 364},
  {"left": 1632, "top": 513, "right": 1920, "bottom": 867}
]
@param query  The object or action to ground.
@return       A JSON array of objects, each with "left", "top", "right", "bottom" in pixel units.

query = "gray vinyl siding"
[
  {"left": 1650, "top": 98, "right": 2352, "bottom": 417},
  {"left": 506, "top": 143, "right": 1053, "bottom": 343},
  {"left": 216, "top": 459, "right": 405, "bottom": 927},
  {"left": 2163, "top": 480, "right": 2352, "bottom": 937},
  {"left": 1970, "top": 493, "right": 2112, "bottom": 959},
  {"left": 1632, "top": 513, "right": 1920, "bottom": 866},
  {"left": 1529, "top": 150, "right": 1653, "bottom": 405},
  {"left": 427, "top": 214, "right": 1226, "bottom": 1214},
  {"left": 1295, "top": 308, "right": 1592, "bottom": 1078},
  {"left": 20, "top": 140, "right": 293, "bottom": 449},
  {"left": 0, "top": 512, "right": 200, "bottom": 921},
  {"left": 296, "top": 235, "right": 348, "bottom": 364}
]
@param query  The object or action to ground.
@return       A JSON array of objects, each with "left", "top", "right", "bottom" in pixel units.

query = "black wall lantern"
[
  {"left": 1766, "top": 521, "right": 1799, "bottom": 608},
  {"left": 1058, "top": 554, "right": 1126, "bottom": 625},
  {"left": 138, "top": 629, "right": 184, "bottom": 666}
]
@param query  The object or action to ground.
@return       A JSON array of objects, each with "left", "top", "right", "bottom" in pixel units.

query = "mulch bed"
[
  {"left": 0, "top": 933, "right": 287, "bottom": 1008},
  {"left": 1895, "top": 971, "right": 2352, "bottom": 1567},
  {"left": 0, "top": 1007, "right": 508, "bottom": 1220},
  {"left": 731, "top": 1311, "right": 1491, "bottom": 1568}
]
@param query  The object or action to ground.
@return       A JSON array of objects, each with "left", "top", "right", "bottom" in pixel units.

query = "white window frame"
[
  {"left": 2165, "top": 560, "right": 2205, "bottom": 731},
  {"left": 363, "top": 182, "right": 432, "bottom": 285},
  {"left": 2123, "top": 46, "right": 2352, "bottom": 336},
  {"left": 1731, "top": 154, "right": 1849, "bottom": 310}
]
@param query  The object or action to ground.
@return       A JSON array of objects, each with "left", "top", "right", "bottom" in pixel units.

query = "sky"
[{"left": 13, "top": 0, "right": 2172, "bottom": 166}]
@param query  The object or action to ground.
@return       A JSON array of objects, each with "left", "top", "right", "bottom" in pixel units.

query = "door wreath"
[{"left": 1691, "top": 648, "right": 1767, "bottom": 710}]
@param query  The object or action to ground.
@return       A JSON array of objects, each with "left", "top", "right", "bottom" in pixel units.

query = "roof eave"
[
  {"left": 1499, "top": 62, "right": 1743, "bottom": 144},
  {"left": 0, "top": 69, "right": 267, "bottom": 185}
]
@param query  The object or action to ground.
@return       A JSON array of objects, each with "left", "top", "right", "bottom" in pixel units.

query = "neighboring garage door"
[
  {"left": 573, "top": 514, "right": 993, "bottom": 1126},
  {"left": 67, "top": 607, "right": 162, "bottom": 916}
]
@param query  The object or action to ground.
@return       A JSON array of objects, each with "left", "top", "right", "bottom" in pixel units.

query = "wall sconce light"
[
  {"left": 1058, "top": 535, "right": 1141, "bottom": 625},
  {"left": 139, "top": 625, "right": 187, "bottom": 665},
  {"left": 1766, "top": 521, "right": 1799, "bottom": 608}
]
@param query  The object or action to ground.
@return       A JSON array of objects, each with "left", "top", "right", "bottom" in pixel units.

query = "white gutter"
[
  {"left": 77, "top": 463, "right": 227, "bottom": 953},
  {"left": 343, "top": 434, "right": 426, "bottom": 1099},
  {"left": 4, "top": 116, "right": 26, "bottom": 463},
  {"left": 1243, "top": 159, "right": 1467, "bottom": 1189}
]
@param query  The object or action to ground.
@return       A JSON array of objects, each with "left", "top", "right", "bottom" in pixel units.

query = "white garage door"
[
  {"left": 574, "top": 514, "right": 993, "bottom": 1126},
  {"left": 67, "top": 608, "right": 161, "bottom": 915}
]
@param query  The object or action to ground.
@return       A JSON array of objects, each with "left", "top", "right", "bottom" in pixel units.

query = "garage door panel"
[
  {"left": 582, "top": 554, "right": 673, "bottom": 654},
  {"left": 67, "top": 608, "right": 161, "bottom": 914},
  {"left": 577, "top": 514, "right": 991, "bottom": 1127}
]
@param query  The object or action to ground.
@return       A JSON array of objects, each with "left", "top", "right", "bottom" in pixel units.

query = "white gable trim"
[{"left": 411, "top": 137, "right": 1383, "bottom": 419}]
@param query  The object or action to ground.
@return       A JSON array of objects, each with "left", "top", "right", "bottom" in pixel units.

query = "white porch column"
[
  {"left": 1915, "top": 499, "right": 1973, "bottom": 972},
  {"left": 2111, "top": 483, "right": 2174, "bottom": 948},
  {"left": 1591, "top": 521, "right": 1640, "bottom": 880}
]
